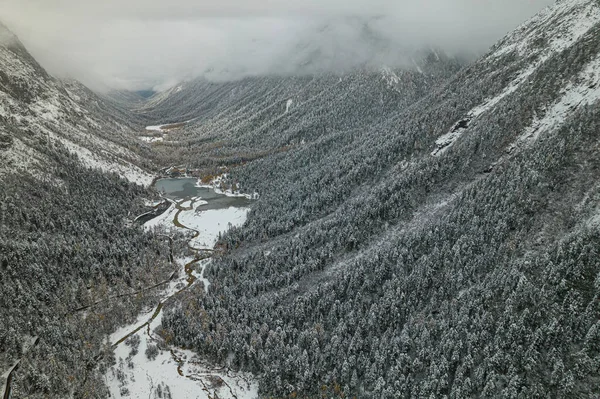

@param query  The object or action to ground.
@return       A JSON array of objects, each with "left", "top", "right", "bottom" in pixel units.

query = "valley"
[
  {"left": 106, "top": 177, "right": 256, "bottom": 399},
  {"left": 2, "top": 0, "right": 600, "bottom": 397}
]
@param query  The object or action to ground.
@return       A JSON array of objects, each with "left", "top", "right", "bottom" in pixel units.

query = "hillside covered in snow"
[
  {"left": 0, "top": 21, "right": 176, "bottom": 399},
  {"left": 149, "top": 0, "right": 600, "bottom": 397},
  {"left": 3, "top": 0, "right": 600, "bottom": 397},
  {"left": 0, "top": 22, "right": 154, "bottom": 186}
]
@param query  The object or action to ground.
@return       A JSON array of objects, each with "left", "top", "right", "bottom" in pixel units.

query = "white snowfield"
[
  {"left": 107, "top": 196, "right": 256, "bottom": 399},
  {"left": 143, "top": 202, "right": 177, "bottom": 232},
  {"left": 145, "top": 125, "right": 167, "bottom": 132},
  {"left": 145, "top": 118, "right": 195, "bottom": 132},
  {"left": 144, "top": 199, "right": 164, "bottom": 207},
  {"left": 179, "top": 206, "right": 249, "bottom": 249},
  {"left": 139, "top": 136, "right": 164, "bottom": 143}
]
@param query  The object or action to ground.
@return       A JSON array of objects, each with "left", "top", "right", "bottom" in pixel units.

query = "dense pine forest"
[
  {"left": 0, "top": 146, "right": 184, "bottom": 397},
  {"left": 158, "top": 0, "right": 600, "bottom": 397},
  {"left": 2, "top": 0, "right": 600, "bottom": 398}
]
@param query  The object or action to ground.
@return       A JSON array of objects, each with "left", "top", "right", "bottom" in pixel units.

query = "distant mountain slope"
[
  {"left": 135, "top": 50, "right": 463, "bottom": 169},
  {"left": 161, "top": 0, "right": 600, "bottom": 397},
  {"left": 0, "top": 22, "right": 153, "bottom": 185}
]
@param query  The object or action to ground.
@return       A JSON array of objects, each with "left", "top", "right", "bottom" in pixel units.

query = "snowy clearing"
[
  {"left": 179, "top": 206, "right": 249, "bottom": 249},
  {"left": 143, "top": 202, "right": 177, "bottom": 232},
  {"left": 432, "top": 65, "right": 537, "bottom": 157},
  {"left": 431, "top": 7, "right": 599, "bottom": 159},
  {"left": 427, "top": 0, "right": 600, "bottom": 157},
  {"left": 179, "top": 199, "right": 192, "bottom": 208},
  {"left": 145, "top": 120, "right": 191, "bottom": 132},
  {"left": 191, "top": 258, "right": 213, "bottom": 291},
  {"left": 145, "top": 125, "right": 167, "bottom": 132},
  {"left": 107, "top": 194, "right": 255, "bottom": 399},
  {"left": 515, "top": 53, "right": 600, "bottom": 147},
  {"left": 143, "top": 199, "right": 163, "bottom": 208},
  {"left": 107, "top": 323, "right": 257, "bottom": 399}
]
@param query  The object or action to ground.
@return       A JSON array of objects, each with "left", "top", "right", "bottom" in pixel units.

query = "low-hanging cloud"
[{"left": 0, "top": 0, "right": 554, "bottom": 91}]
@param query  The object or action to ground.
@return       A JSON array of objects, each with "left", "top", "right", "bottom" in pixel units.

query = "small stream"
[{"left": 106, "top": 178, "right": 257, "bottom": 399}]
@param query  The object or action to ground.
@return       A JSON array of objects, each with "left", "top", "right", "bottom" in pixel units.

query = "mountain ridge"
[
  {"left": 0, "top": 22, "right": 154, "bottom": 185},
  {"left": 152, "top": 0, "right": 600, "bottom": 397},
  {"left": 3, "top": 0, "right": 600, "bottom": 397}
]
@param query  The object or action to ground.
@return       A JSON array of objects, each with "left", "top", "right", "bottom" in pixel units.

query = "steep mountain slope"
[
  {"left": 160, "top": 0, "right": 600, "bottom": 397},
  {"left": 0, "top": 24, "right": 179, "bottom": 398},
  {"left": 0, "top": 22, "right": 154, "bottom": 185}
]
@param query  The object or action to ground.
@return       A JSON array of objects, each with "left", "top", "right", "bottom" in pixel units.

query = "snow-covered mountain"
[
  {"left": 153, "top": 0, "right": 600, "bottom": 397},
  {"left": 0, "top": 22, "right": 153, "bottom": 185},
  {"left": 133, "top": 49, "right": 464, "bottom": 170},
  {"left": 426, "top": 0, "right": 600, "bottom": 158},
  {"left": 3, "top": 0, "right": 600, "bottom": 397},
  {"left": 0, "top": 22, "right": 174, "bottom": 399}
]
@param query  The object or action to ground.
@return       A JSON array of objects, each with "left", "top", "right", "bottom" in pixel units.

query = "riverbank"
[{"left": 105, "top": 183, "right": 257, "bottom": 398}]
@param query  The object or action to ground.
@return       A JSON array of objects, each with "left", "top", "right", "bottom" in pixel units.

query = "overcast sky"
[{"left": 0, "top": 0, "right": 553, "bottom": 91}]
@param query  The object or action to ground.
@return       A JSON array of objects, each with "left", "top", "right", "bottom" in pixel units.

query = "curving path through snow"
[{"left": 106, "top": 194, "right": 256, "bottom": 399}]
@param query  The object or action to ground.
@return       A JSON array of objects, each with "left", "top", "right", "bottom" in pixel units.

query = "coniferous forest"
[{"left": 3, "top": 0, "right": 600, "bottom": 398}]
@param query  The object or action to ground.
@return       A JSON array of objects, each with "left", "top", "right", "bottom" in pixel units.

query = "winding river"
[{"left": 105, "top": 178, "right": 257, "bottom": 399}]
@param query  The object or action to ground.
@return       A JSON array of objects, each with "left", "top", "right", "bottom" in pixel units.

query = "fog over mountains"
[
  {"left": 3, "top": 0, "right": 600, "bottom": 398},
  {"left": 1, "top": 0, "right": 552, "bottom": 90}
]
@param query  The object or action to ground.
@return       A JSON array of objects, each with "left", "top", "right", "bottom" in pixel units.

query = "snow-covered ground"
[
  {"left": 145, "top": 125, "right": 168, "bottom": 132},
  {"left": 107, "top": 192, "right": 255, "bottom": 399},
  {"left": 179, "top": 206, "right": 249, "bottom": 249},
  {"left": 381, "top": 67, "right": 401, "bottom": 88},
  {"left": 107, "top": 305, "right": 257, "bottom": 399},
  {"left": 516, "top": 53, "right": 600, "bottom": 146},
  {"left": 431, "top": 65, "right": 537, "bottom": 157},
  {"left": 143, "top": 199, "right": 164, "bottom": 208},
  {"left": 0, "top": 76, "right": 154, "bottom": 187},
  {"left": 191, "top": 258, "right": 213, "bottom": 291},
  {"left": 143, "top": 202, "right": 177, "bottom": 233},
  {"left": 39, "top": 126, "right": 154, "bottom": 187},
  {"left": 432, "top": 0, "right": 600, "bottom": 158},
  {"left": 145, "top": 120, "right": 189, "bottom": 132},
  {"left": 491, "top": 0, "right": 600, "bottom": 60}
]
